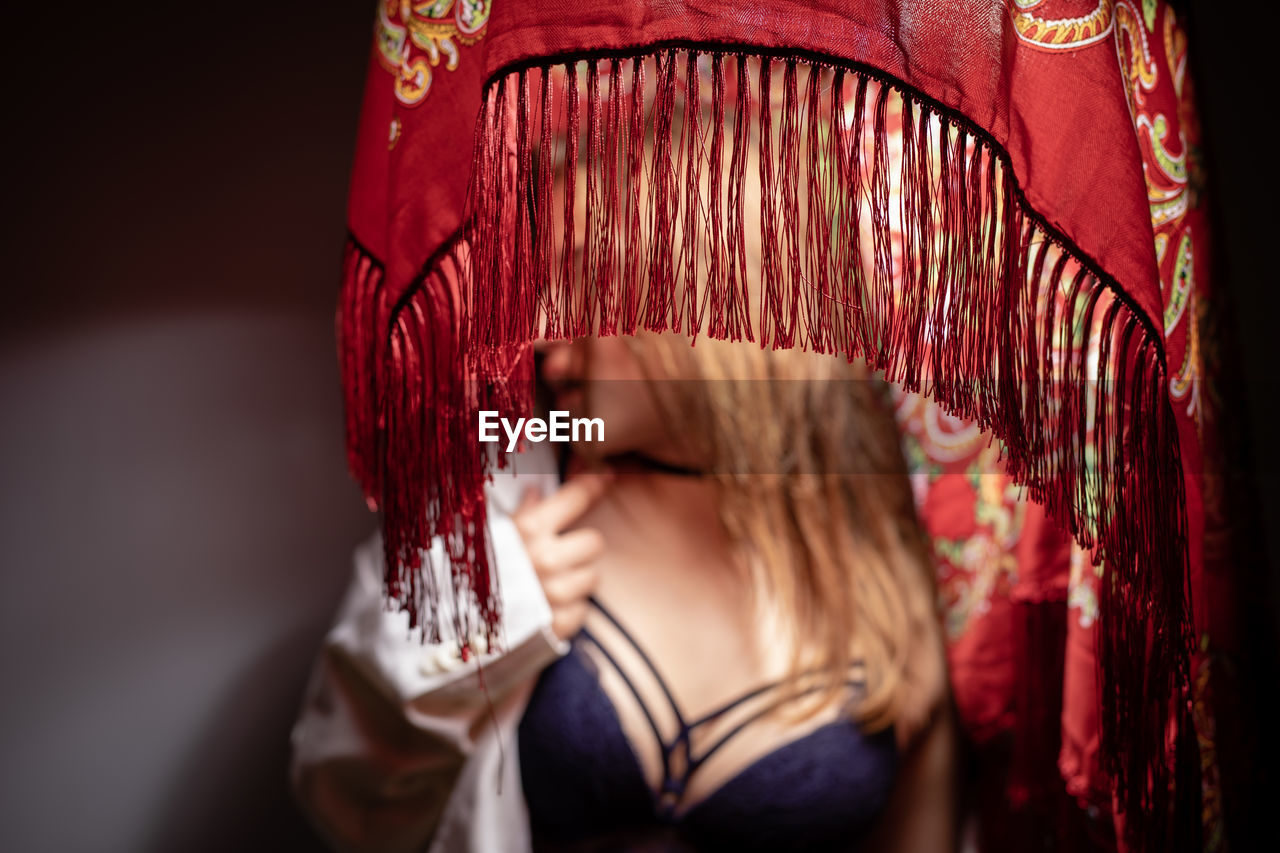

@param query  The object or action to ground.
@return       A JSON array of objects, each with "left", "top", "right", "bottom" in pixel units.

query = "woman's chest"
[{"left": 516, "top": 623, "right": 899, "bottom": 852}]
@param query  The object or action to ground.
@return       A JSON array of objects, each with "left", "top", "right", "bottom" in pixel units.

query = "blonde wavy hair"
[{"left": 615, "top": 334, "right": 945, "bottom": 741}]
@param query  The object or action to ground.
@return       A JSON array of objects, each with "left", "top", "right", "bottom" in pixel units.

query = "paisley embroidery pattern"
[
  {"left": 1169, "top": 289, "right": 1201, "bottom": 421},
  {"left": 1112, "top": 1, "right": 1205, "bottom": 433},
  {"left": 376, "top": 1, "right": 492, "bottom": 108},
  {"left": 1162, "top": 231, "right": 1193, "bottom": 334},
  {"left": 1114, "top": 0, "right": 1158, "bottom": 114},
  {"left": 895, "top": 393, "right": 1027, "bottom": 642},
  {"left": 899, "top": 9, "right": 1220, "bottom": 840},
  {"left": 1011, "top": 1, "right": 1115, "bottom": 51}
]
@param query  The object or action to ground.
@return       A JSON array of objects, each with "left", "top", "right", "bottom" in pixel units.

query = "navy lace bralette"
[{"left": 517, "top": 597, "right": 898, "bottom": 852}]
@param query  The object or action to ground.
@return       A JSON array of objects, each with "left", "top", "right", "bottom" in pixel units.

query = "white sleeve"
[{"left": 289, "top": 458, "right": 564, "bottom": 853}]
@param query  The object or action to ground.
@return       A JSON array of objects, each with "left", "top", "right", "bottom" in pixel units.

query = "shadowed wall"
[{"left": 0, "top": 3, "right": 373, "bottom": 851}]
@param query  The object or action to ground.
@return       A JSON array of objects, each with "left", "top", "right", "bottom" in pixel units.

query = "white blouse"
[{"left": 289, "top": 450, "right": 565, "bottom": 852}]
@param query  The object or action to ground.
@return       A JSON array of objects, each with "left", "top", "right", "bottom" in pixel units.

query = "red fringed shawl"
[{"left": 338, "top": 1, "right": 1229, "bottom": 849}]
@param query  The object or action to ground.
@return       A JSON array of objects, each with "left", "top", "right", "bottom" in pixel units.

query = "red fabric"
[
  {"left": 352, "top": 1, "right": 1161, "bottom": 322},
  {"left": 337, "top": 2, "right": 1236, "bottom": 850},
  {"left": 887, "top": 7, "right": 1230, "bottom": 848},
  {"left": 896, "top": 391, "right": 1119, "bottom": 848}
]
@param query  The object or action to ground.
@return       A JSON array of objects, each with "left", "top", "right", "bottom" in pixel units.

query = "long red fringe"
[
  {"left": 340, "top": 48, "right": 1196, "bottom": 851},
  {"left": 338, "top": 237, "right": 511, "bottom": 650}
]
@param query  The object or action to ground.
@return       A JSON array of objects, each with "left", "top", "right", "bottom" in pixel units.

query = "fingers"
[
  {"left": 511, "top": 472, "right": 611, "bottom": 643},
  {"left": 513, "top": 472, "right": 612, "bottom": 539},
  {"left": 539, "top": 564, "right": 599, "bottom": 607},
  {"left": 526, "top": 528, "right": 606, "bottom": 575}
]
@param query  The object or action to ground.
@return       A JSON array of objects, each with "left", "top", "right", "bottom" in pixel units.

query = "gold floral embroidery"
[
  {"left": 1011, "top": 1, "right": 1115, "bottom": 52},
  {"left": 376, "top": 1, "right": 492, "bottom": 108}
]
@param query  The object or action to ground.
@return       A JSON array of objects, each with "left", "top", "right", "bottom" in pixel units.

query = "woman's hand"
[{"left": 513, "top": 473, "right": 612, "bottom": 641}]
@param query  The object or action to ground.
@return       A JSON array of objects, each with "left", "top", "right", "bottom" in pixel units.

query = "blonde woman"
[
  {"left": 292, "top": 330, "right": 956, "bottom": 852},
  {"left": 294, "top": 58, "right": 955, "bottom": 851}
]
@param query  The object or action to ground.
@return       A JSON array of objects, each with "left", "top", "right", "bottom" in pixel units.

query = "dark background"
[{"left": 0, "top": 2, "right": 1274, "bottom": 851}]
